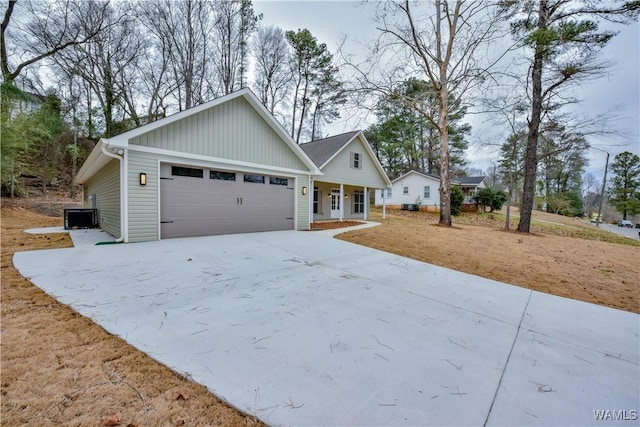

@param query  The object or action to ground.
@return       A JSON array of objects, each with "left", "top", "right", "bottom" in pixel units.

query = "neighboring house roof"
[
  {"left": 299, "top": 131, "right": 360, "bottom": 168},
  {"left": 391, "top": 170, "right": 441, "bottom": 184},
  {"left": 390, "top": 172, "right": 487, "bottom": 187},
  {"left": 76, "top": 88, "right": 321, "bottom": 183},
  {"left": 453, "top": 176, "right": 486, "bottom": 185},
  {"left": 300, "top": 131, "right": 392, "bottom": 187}
]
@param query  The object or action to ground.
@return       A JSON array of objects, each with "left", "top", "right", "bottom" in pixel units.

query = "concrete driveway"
[
  {"left": 596, "top": 223, "right": 640, "bottom": 241},
  {"left": 14, "top": 231, "right": 639, "bottom": 426}
]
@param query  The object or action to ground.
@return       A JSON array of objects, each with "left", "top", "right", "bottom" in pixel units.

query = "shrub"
[
  {"left": 476, "top": 187, "right": 508, "bottom": 212},
  {"left": 451, "top": 185, "right": 465, "bottom": 215}
]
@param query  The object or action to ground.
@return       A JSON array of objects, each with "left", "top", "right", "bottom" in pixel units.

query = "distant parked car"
[{"left": 618, "top": 219, "right": 633, "bottom": 228}]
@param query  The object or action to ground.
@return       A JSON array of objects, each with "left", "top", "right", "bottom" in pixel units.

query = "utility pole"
[{"left": 596, "top": 152, "right": 609, "bottom": 227}]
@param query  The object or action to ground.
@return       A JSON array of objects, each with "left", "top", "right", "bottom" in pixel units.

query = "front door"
[{"left": 330, "top": 188, "right": 341, "bottom": 219}]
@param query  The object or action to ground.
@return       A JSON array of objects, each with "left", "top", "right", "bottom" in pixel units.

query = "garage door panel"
[{"left": 160, "top": 164, "right": 295, "bottom": 238}]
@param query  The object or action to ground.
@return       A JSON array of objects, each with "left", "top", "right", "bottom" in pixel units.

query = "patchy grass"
[
  {"left": 393, "top": 208, "right": 640, "bottom": 246},
  {"left": 339, "top": 208, "right": 640, "bottom": 313}
]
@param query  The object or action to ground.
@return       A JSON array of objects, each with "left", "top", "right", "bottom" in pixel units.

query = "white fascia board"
[
  {"left": 318, "top": 134, "right": 356, "bottom": 169},
  {"left": 75, "top": 139, "right": 108, "bottom": 184},
  {"left": 128, "top": 144, "right": 321, "bottom": 177},
  {"left": 322, "top": 131, "right": 392, "bottom": 187},
  {"left": 76, "top": 89, "right": 322, "bottom": 182},
  {"left": 392, "top": 170, "right": 440, "bottom": 186},
  {"left": 241, "top": 90, "right": 322, "bottom": 175},
  {"left": 106, "top": 88, "right": 321, "bottom": 175},
  {"left": 104, "top": 90, "right": 254, "bottom": 147}
]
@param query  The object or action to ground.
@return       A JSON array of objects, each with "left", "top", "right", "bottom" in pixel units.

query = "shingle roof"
[
  {"left": 453, "top": 176, "right": 486, "bottom": 185},
  {"left": 299, "top": 131, "right": 360, "bottom": 168},
  {"left": 392, "top": 170, "right": 441, "bottom": 183}
]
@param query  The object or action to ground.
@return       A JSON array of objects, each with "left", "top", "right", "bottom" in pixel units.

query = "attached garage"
[
  {"left": 160, "top": 163, "right": 295, "bottom": 238},
  {"left": 75, "top": 89, "right": 321, "bottom": 243}
]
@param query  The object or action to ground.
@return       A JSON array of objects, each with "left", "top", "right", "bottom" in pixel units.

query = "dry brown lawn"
[
  {"left": 2, "top": 205, "right": 638, "bottom": 426},
  {"left": 338, "top": 208, "right": 640, "bottom": 314},
  {"left": 1, "top": 207, "right": 263, "bottom": 427}
]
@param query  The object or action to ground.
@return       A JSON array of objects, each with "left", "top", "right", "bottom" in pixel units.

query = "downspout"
[{"left": 101, "top": 142, "right": 126, "bottom": 243}]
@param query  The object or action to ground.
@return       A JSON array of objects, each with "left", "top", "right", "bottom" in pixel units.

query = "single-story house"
[
  {"left": 300, "top": 131, "right": 392, "bottom": 221},
  {"left": 374, "top": 170, "right": 441, "bottom": 211},
  {"left": 374, "top": 171, "right": 487, "bottom": 211},
  {"left": 75, "top": 89, "right": 323, "bottom": 242},
  {"left": 75, "top": 89, "right": 390, "bottom": 242},
  {"left": 454, "top": 176, "right": 488, "bottom": 205}
]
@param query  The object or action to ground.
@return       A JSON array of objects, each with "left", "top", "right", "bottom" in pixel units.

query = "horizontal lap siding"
[
  {"left": 129, "top": 97, "right": 307, "bottom": 171},
  {"left": 84, "top": 159, "right": 120, "bottom": 238},
  {"left": 127, "top": 151, "right": 159, "bottom": 242},
  {"left": 296, "top": 177, "right": 310, "bottom": 230},
  {"left": 374, "top": 173, "right": 440, "bottom": 207}
]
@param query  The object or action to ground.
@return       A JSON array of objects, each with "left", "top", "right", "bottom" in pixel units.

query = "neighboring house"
[
  {"left": 8, "top": 90, "right": 46, "bottom": 118},
  {"left": 75, "top": 89, "right": 322, "bottom": 242},
  {"left": 454, "top": 176, "right": 487, "bottom": 205},
  {"left": 300, "top": 131, "right": 392, "bottom": 221},
  {"left": 374, "top": 170, "right": 441, "bottom": 211},
  {"left": 374, "top": 171, "right": 487, "bottom": 211}
]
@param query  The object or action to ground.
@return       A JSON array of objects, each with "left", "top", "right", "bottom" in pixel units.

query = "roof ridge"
[{"left": 303, "top": 130, "right": 360, "bottom": 145}]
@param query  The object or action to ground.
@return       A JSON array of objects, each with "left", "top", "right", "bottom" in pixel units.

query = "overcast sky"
[{"left": 253, "top": 0, "right": 640, "bottom": 179}]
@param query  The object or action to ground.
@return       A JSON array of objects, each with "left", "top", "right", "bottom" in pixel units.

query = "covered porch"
[{"left": 310, "top": 180, "right": 379, "bottom": 222}]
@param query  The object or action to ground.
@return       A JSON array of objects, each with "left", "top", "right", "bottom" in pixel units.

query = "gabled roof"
[
  {"left": 453, "top": 176, "right": 486, "bottom": 185},
  {"left": 300, "top": 131, "right": 392, "bottom": 187},
  {"left": 76, "top": 88, "right": 321, "bottom": 183},
  {"left": 391, "top": 170, "right": 441, "bottom": 184},
  {"left": 299, "top": 131, "right": 360, "bottom": 169}
]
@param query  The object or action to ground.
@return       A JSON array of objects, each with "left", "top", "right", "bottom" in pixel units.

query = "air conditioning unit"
[{"left": 64, "top": 208, "right": 99, "bottom": 230}]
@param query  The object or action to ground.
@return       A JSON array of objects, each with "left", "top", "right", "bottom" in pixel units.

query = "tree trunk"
[
  {"left": 518, "top": 0, "right": 546, "bottom": 233},
  {"left": 438, "top": 79, "right": 451, "bottom": 226}
]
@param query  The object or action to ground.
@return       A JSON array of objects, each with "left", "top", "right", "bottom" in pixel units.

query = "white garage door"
[{"left": 160, "top": 164, "right": 295, "bottom": 238}]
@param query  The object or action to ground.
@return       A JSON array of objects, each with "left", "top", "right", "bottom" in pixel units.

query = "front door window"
[{"left": 331, "top": 189, "right": 340, "bottom": 219}]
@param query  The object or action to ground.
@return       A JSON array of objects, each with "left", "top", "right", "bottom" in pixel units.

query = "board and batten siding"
[
  {"left": 83, "top": 158, "right": 120, "bottom": 238},
  {"left": 129, "top": 97, "right": 307, "bottom": 171},
  {"left": 320, "top": 138, "right": 388, "bottom": 188},
  {"left": 127, "top": 150, "right": 311, "bottom": 242}
]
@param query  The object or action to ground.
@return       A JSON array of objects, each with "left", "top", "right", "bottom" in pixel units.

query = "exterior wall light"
[
  {"left": 139, "top": 172, "right": 147, "bottom": 186},
  {"left": 302, "top": 186, "right": 307, "bottom": 195}
]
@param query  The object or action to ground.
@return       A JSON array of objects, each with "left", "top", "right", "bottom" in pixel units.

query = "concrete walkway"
[
  {"left": 25, "top": 226, "right": 116, "bottom": 246},
  {"left": 13, "top": 231, "right": 639, "bottom": 426}
]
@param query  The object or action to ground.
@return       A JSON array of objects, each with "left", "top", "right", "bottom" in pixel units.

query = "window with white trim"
[
  {"left": 313, "top": 187, "right": 319, "bottom": 214},
  {"left": 423, "top": 186, "right": 430, "bottom": 198},
  {"left": 354, "top": 191, "right": 365, "bottom": 213},
  {"left": 386, "top": 188, "right": 392, "bottom": 198},
  {"left": 403, "top": 186, "right": 409, "bottom": 195},
  {"left": 350, "top": 152, "right": 362, "bottom": 169}
]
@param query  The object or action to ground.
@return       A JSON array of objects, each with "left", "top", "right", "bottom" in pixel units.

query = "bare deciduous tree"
[
  {"left": 348, "top": 0, "right": 506, "bottom": 225},
  {"left": 140, "top": 0, "right": 214, "bottom": 110},
  {"left": 1, "top": 0, "right": 109, "bottom": 87},
  {"left": 252, "top": 25, "right": 291, "bottom": 115},
  {"left": 212, "top": 0, "right": 260, "bottom": 95}
]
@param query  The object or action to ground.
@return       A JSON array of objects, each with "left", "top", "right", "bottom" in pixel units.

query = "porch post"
[
  {"left": 382, "top": 188, "right": 387, "bottom": 219},
  {"left": 339, "top": 183, "right": 344, "bottom": 221},
  {"left": 363, "top": 187, "right": 368, "bottom": 220},
  {"left": 309, "top": 176, "right": 314, "bottom": 228}
]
